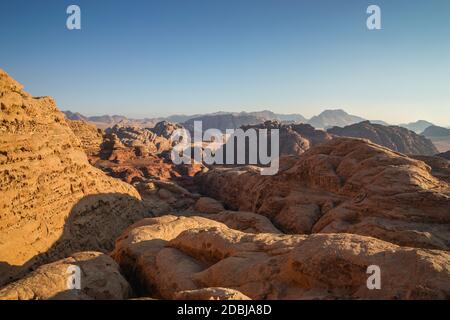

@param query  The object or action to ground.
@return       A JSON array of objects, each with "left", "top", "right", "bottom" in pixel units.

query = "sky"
[{"left": 0, "top": 0, "right": 449, "bottom": 125}]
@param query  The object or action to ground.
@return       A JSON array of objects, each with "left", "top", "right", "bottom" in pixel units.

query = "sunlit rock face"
[{"left": 0, "top": 69, "right": 147, "bottom": 286}]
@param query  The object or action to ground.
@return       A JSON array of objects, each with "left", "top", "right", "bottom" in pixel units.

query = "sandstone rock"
[
  {"left": 0, "top": 70, "right": 147, "bottom": 286},
  {"left": 93, "top": 129, "right": 204, "bottom": 187},
  {"left": 174, "top": 287, "right": 251, "bottom": 300},
  {"left": 0, "top": 252, "right": 131, "bottom": 300},
  {"left": 150, "top": 121, "right": 183, "bottom": 139},
  {"left": 240, "top": 121, "right": 332, "bottom": 157},
  {"left": 105, "top": 124, "right": 173, "bottom": 154},
  {"left": 200, "top": 211, "right": 282, "bottom": 234},
  {"left": 327, "top": 121, "right": 438, "bottom": 156},
  {"left": 112, "top": 216, "right": 450, "bottom": 300},
  {"left": 66, "top": 119, "right": 103, "bottom": 162},
  {"left": 195, "top": 197, "right": 225, "bottom": 213},
  {"left": 111, "top": 215, "right": 226, "bottom": 298},
  {"left": 198, "top": 137, "right": 450, "bottom": 250},
  {"left": 411, "top": 155, "right": 450, "bottom": 183}
]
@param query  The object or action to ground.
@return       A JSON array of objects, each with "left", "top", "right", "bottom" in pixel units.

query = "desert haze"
[{"left": 0, "top": 69, "right": 449, "bottom": 300}]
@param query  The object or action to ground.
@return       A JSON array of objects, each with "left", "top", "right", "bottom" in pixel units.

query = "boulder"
[
  {"left": 197, "top": 137, "right": 450, "bottom": 250},
  {"left": 112, "top": 216, "right": 450, "bottom": 300},
  {"left": 0, "top": 252, "right": 131, "bottom": 300},
  {"left": 195, "top": 197, "right": 225, "bottom": 214}
]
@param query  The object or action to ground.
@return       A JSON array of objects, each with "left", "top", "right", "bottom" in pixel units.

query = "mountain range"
[{"left": 64, "top": 109, "right": 426, "bottom": 130}]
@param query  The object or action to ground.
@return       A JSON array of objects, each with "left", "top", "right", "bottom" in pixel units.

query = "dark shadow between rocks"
[{"left": 0, "top": 192, "right": 147, "bottom": 287}]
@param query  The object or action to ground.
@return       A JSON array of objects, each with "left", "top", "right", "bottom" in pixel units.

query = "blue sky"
[{"left": 1, "top": 0, "right": 449, "bottom": 125}]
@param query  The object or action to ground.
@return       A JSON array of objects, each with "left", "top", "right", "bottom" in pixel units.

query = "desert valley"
[{"left": 0, "top": 69, "right": 449, "bottom": 300}]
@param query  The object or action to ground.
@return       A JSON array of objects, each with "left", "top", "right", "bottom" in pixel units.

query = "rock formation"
[
  {"left": 112, "top": 215, "right": 450, "bottom": 300},
  {"left": 197, "top": 137, "right": 450, "bottom": 250},
  {"left": 173, "top": 287, "right": 251, "bottom": 300},
  {"left": 241, "top": 121, "right": 332, "bottom": 156},
  {"left": 0, "top": 69, "right": 148, "bottom": 286},
  {"left": 438, "top": 150, "right": 450, "bottom": 160},
  {"left": 104, "top": 124, "right": 175, "bottom": 154},
  {"left": 66, "top": 119, "right": 103, "bottom": 162},
  {"left": 411, "top": 155, "right": 450, "bottom": 183},
  {"left": 327, "top": 121, "right": 438, "bottom": 155},
  {"left": 0, "top": 252, "right": 131, "bottom": 300},
  {"left": 3, "top": 69, "right": 450, "bottom": 300}
]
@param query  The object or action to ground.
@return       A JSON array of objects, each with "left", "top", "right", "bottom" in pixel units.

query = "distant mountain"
[
  {"left": 327, "top": 121, "right": 439, "bottom": 156},
  {"left": 399, "top": 120, "right": 435, "bottom": 134},
  {"left": 183, "top": 113, "right": 265, "bottom": 133},
  {"left": 243, "top": 110, "right": 306, "bottom": 123},
  {"left": 421, "top": 125, "right": 450, "bottom": 137},
  {"left": 63, "top": 109, "right": 307, "bottom": 130},
  {"left": 307, "top": 109, "right": 366, "bottom": 129},
  {"left": 62, "top": 111, "right": 162, "bottom": 129},
  {"left": 63, "top": 110, "right": 88, "bottom": 121},
  {"left": 165, "top": 114, "right": 201, "bottom": 123},
  {"left": 369, "top": 120, "right": 390, "bottom": 126},
  {"left": 88, "top": 115, "right": 128, "bottom": 124}
]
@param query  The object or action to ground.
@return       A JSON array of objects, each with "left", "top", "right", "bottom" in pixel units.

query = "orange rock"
[
  {"left": 112, "top": 215, "right": 450, "bottom": 300},
  {"left": 197, "top": 137, "right": 450, "bottom": 250},
  {"left": 0, "top": 252, "right": 131, "bottom": 300},
  {"left": 0, "top": 69, "right": 148, "bottom": 286}
]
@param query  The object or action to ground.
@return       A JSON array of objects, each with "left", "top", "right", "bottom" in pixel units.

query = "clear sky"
[{"left": 1, "top": 0, "right": 449, "bottom": 125}]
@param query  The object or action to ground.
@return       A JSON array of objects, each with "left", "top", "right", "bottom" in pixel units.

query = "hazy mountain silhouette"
[
  {"left": 306, "top": 109, "right": 366, "bottom": 129},
  {"left": 421, "top": 125, "right": 450, "bottom": 137},
  {"left": 399, "top": 120, "right": 435, "bottom": 133}
]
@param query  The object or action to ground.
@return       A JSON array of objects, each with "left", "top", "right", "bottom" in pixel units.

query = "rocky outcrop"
[
  {"left": 94, "top": 132, "right": 205, "bottom": 185},
  {"left": 0, "top": 252, "right": 131, "bottom": 300},
  {"left": 327, "top": 121, "right": 438, "bottom": 156},
  {"left": 438, "top": 151, "right": 450, "bottom": 160},
  {"left": 197, "top": 211, "right": 282, "bottom": 234},
  {"left": 66, "top": 119, "right": 103, "bottom": 161},
  {"left": 104, "top": 124, "right": 174, "bottom": 155},
  {"left": 174, "top": 287, "right": 251, "bottom": 300},
  {"left": 112, "top": 216, "right": 450, "bottom": 300},
  {"left": 0, "top": 70, "right": 147, "bottom": 286},
  {"left": 242, "top": 121, "right": 332, "bottom": 156},
  {"left": 411, "top": 155, "right": 450, "bottom": 183},
  {"left": 197, "top": 137, "right": 450, "bottom": 251},
  {"left": 195, "top": 197, "right": 225, "bottom": 214},
  {"left": 150, "top": 121, "right": 183, "bottom": 139}
]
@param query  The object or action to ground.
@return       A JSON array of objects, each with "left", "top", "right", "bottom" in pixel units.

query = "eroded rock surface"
[
  {"left": 112, "top": 216, "right": 450, "bottom": 300},
  {"left": 66, "top": 119, "right": 103, "bottom": 162},
  {"left": 241, "top": 120, "right": 332, "bottom": 156},
  {"left": 0, "top": 70, "right": 147, "bottom": 286},
  {"left": 174, "top": 287, "right": 251, "bottom": 300},
  {"left": 0, "top": 252, "right": 131, "bottom": 300},
  {"left": 197, "top": 137, "right": 450, "bottom": 250},
  {"left": 327, "top": 121, "right": 438, "bottom": 156}
]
